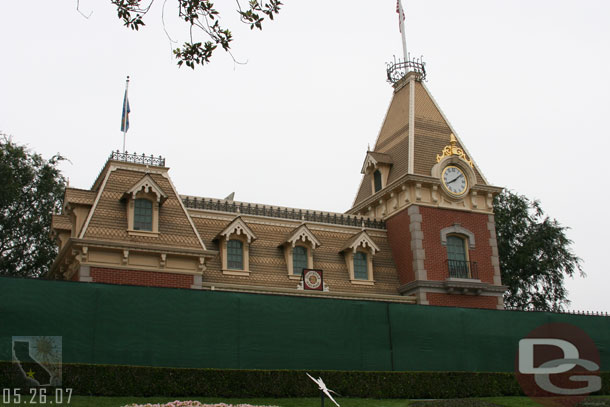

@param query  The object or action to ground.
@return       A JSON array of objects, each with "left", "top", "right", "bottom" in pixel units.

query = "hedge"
[{"left": 1, "top": 362, "right": 608, "bottom": 399}]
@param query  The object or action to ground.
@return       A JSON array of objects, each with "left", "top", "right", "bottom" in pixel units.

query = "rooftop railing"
[
  {"left": 110, "top": 150, "right": 165, "bottom": 167},
  {"left": 182, "top": 196, "right": 386, "bottom": 230}
]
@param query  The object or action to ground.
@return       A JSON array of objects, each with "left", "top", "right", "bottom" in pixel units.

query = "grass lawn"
[{"left": 12, "top": 395, "right": 606, "bottom": 407}]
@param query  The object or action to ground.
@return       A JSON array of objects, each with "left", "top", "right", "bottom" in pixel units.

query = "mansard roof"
[
  {"left": 64, "top": 187, "right": 96, "bottom": 207},
  {"left": 79, "top": 165, "right": 207, "bottom": 251},
  {"left": 51, "top": 214, "right": 71, "bottom": 231}
]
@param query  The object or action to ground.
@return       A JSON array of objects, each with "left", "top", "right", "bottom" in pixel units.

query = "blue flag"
[{"left": 121, "top": 90, "right": 130, "bottom": 132}]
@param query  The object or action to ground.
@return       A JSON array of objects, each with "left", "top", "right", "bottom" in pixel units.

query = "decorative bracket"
[
  {"left": 124, "top": 174, "right": 168, "bottom": 203},
  {"left": 198, "top": 256, "right": 207, "bottom": 272},
  {"left": 341, "top": 230, "right": 380, "bottom": 255},
  {"left": 217, "top": 217, "right": 257, "bottom": 243},
  {"left": 284, "top": 224, "right": 321, "bottom": 248}
]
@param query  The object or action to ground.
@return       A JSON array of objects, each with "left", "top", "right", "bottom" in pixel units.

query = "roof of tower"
[{"left": 351, "top": 74, "right": 489, "bottom": 209}]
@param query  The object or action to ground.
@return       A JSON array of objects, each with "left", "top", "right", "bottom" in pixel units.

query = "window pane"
[
  {"left": 447, "top": 236, "right": 466, "bottom": 261},
  {"left": 374, "top": 170, "right": 382, "bottom": 193},
  {"left": 447, "top": 235, "right": 468, "bottom": 278},
  {"left": 134, "top": 199, "right": 153, "bottom": 231},
  {"left": 227, "top": 239, "right": 243, "bottom": 270},
  {"left": 293, "top": 246, "right": 308, "bottom": 275},
  {"left": 353, "top": 252, "right": 368, "bottom": 280}
]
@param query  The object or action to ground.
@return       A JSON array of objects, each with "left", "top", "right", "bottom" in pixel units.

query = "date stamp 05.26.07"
[{"left": 2, "top": 388, "right": 73, "bottom": 406}]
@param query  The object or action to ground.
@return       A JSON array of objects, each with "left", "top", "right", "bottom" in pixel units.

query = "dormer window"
[
  {"left": 341, "top": 230, "right": 380, "bottom": 285},
  {"left": 215, "top": 217, "right": 257, "bottom": 276},
  {"left": 122, "top": 174, "right": 168, "bottom": 237},
  {"left": 373, "top": 170, "right": 382, "bottom": 193},
  {"left": 280, "top": 224, "right": 321, "bottom": 280},
  {"left": 134, "top": 199, "right": 153, "bottom": 231},
  {"left": 361, "top": 151, "right": 393, "bottom": 195}
]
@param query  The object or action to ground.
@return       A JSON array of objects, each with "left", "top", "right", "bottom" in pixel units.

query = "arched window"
[
  {"left": 353, "top": 251, "right": 368, "bottom": 280},
  {"left": 227, "top": 239, "right": 243, "bottom": 270},
  {"left": 133, "top": 199, "right": 153, "bottom": 231},
  {"left": 292, "top": 246, "right": 308, "bottom": 276},
  {"left": 447, "top": 235, "right": 469, "bottom": 278},
  {"left": 373, "top": 170, "right": 382, "bottom": 193}
]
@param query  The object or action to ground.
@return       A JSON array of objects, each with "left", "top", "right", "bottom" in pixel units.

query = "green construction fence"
[{"left": 0, "top": 277, "right": 608, "bottom": 372}]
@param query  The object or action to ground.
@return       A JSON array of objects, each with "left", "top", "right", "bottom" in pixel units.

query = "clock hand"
[{"left": 446, "top": 174, "right": 463, "bottom": 185}]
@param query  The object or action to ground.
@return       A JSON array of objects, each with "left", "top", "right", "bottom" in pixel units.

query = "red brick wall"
[
  {"left": 426, "top": 292, "right": 498, "bottom": 309},
  {"left": 385, "top": 209, "right": 414, "bottom": 285},
  {"left": 419, "top": 206, "right": 494, "bottom": 284},
  {"left": 90, "top": 267, "right": 193, "bottom": 289}
]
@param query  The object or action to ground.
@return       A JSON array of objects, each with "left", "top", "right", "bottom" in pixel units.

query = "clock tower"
[{"left": 347, "top": 63, "right": 507, "bottom": 309}]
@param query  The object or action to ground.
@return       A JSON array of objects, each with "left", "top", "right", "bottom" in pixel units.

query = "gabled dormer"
[
  {"left": 280, "top": 224, "right": 321, "bottom": 279},
  {"left": 122, "top": 174, "right": 168, "bottom": 236},
  {"left": 361, "top": 151, "right": 393, "bottom": 194},
  {"left": 340, "top": 230, "right": 380, "bottom": 285},
  {"left": 215, "top": 217, "right": 257, "bottom": 276}
]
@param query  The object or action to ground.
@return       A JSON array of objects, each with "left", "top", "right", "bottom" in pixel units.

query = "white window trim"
[
  {"left": 126, "top": 192, "right": 160, "bottom": 237},
  {"left": 344, "top": 249, "right": 375, "bottom": 285},
  {"left": 281, "top": 224, "right": 320, "bottom": 280},
  {"left": 284, "top": 243, "right": 314, "bottom": 280},
  {"left": 123, "top": 174, "right": 167, "bottom": 237},
  {"left": 341, "top": 230, "right": 379, "bottom": 285},
  {"left": 440, "top": 224, "right": 475, "bottom": 249},
  {"left": 368, "top": 165, "right": 391, "bottom": 194},
  {"left": 217, "top": 217, "right": 257, "bottom": 276},
  {"left": 221, "top": 234, "right": 250, "bottom": 276}
]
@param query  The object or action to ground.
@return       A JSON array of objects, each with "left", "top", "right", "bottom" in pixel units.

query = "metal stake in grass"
[{"left": 306, "top": 373, "right": 340, "bottom": 407}]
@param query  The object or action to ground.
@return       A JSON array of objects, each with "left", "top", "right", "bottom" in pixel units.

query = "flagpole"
[
  {"left": 398, "top": 0, "right": 408, "bottom": 63},
  {"left": 122, "top": 76, "right": 130, "bottom": 154}
]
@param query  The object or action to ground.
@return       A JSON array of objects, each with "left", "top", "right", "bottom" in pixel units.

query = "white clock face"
[{"left": 442, "top": 166, "right": 467, "bottom": 196}]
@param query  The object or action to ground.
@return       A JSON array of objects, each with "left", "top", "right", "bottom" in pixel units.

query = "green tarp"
[{"left": 0, "top": 277, "right": 608, "bottom": 372}]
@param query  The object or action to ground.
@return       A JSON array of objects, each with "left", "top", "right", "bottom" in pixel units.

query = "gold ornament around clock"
[
  {"left": 436, "top": 134, "right": 474, "bottom": 168},
  {"left": 441, "top": 165, "right": 468, "bottom": 196}
]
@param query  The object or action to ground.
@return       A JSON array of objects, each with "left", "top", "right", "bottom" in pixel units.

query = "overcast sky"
[{"left": 1, "top": 1, "right": 608, "bottom": 312}]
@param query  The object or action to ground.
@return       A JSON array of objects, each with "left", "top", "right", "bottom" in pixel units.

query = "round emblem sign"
[{"left": 303, "top": 269, "right": 322, "bottom": 290}]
